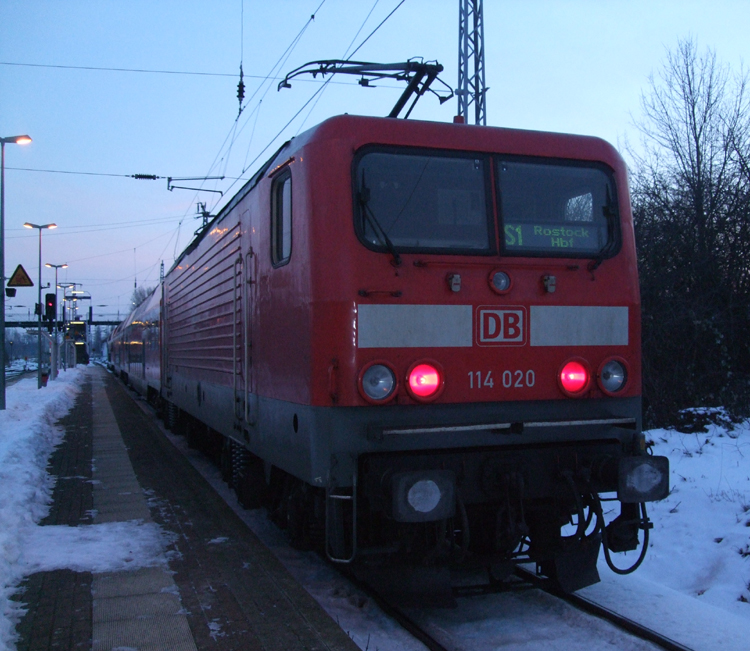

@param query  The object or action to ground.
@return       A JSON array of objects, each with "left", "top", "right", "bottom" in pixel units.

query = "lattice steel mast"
[{"left": 457, "top": 0, "right": 487, "bottom": 125}]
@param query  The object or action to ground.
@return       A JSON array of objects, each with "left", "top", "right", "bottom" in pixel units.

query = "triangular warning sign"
[{"left": 7, "top": 264, "right": 34, "bottom": 287}]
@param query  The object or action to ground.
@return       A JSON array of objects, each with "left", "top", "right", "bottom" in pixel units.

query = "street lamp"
[
  {"left": 45, "top": 262, "right": 67, "bottom": 379},
  {"left": 1, "top": 134, "right": 32, "bottom": 410},
  {"left": 24, "top": 222, "right": 56, "bottom": 388}
]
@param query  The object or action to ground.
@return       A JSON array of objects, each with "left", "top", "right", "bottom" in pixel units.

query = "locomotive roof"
[{"left": 167, "top": 114, "right": 624, "bottom": 275}]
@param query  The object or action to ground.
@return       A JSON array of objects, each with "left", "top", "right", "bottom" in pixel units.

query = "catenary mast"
[{"left": 457, "top": 0, "right": 487, "bottom": 125}]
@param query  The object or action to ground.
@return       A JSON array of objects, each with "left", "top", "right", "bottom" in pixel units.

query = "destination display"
[{"left": 504, "top": 222, "right": 606, "bottom": 253}]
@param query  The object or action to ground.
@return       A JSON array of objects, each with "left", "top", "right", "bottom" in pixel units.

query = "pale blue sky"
[{"left": 2, "top": 0, "right": 748, "bottom": 319}]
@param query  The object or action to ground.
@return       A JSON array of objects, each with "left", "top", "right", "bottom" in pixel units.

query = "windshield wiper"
[
  {"left": 589, "top": 185, "right": 619, "bottom": 272},
  {"left": 359, "top": 172, "right": 402, "bottom": 267}
]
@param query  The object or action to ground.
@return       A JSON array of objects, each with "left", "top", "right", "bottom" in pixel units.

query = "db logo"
[{"left": 477, "top": 307, "right": 526, "bottom": 346}]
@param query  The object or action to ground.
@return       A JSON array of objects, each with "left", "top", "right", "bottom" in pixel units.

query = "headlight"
[
  {"left": 618, "top": 456, "right": 669, "bottom": 502},
  {"left": 392, "top": 470, "right": 456, "bottom": 522},
  {"left": 599, "top": 359, "right": 627, "bottom": 393},
  {"left": 407, "top": 480, "right": 442, "bottom": 513},
  {"left": 490, "top": 270, "right": 511, "bottom": 293},
  {"left": 360, "top": 363, "right": 396, "bottom": 402}
]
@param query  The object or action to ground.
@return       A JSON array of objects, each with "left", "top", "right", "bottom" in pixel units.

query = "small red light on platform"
[
  {"left": 560, "top": 361, "right": 589, "bottom": 394},
  {"left": 408, "top": 363, "right": 441, "bottom": 398}
]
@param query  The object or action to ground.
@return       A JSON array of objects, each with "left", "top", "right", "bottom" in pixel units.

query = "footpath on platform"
[{"left": 13, "top": 365, "right": 359, "bottom": 651}]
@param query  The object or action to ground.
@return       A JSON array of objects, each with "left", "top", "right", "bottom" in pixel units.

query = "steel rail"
[
  {"left": 513, "top": 567, "right": 694, "bottom": 651},
  {"left": 341, "top": 570, "right": 451, "bottom": 651}
]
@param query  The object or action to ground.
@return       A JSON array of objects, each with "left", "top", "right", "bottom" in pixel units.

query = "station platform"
[{"left": 13, "top": 365, "right": 359, "bottom": 651}]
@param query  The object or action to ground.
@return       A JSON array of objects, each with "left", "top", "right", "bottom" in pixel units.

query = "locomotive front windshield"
[
  {"left": 355, "top": 151, "right": 493, "bottom": 254},
  {"left": 497, "top": 159, "right": 618, "bottom": 257},
  {"left": 353, "top": 149, "right": 618, "bottom": 258}
]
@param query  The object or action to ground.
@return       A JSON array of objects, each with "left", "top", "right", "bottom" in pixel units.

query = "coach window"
[{"left": 271, "top": 171, "right": 292, "bottom": 266}]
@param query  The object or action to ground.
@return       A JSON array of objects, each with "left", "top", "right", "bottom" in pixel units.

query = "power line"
[
  {"left": 6, "top": 166, "right": 133, "bottom": 178},
  {"left": 0, "top": 60, "right": 374, "bottom": 86},
  {"left": 199, "top": 0, "right": 329, "bottom": 214},
  {"left": 295, "top": 0, "right": 382, "bottom": 135},
  {"left": 5, "top": 166, "right": 246, "bottom": 181},
  {"left": 347, "top": 0, "right": 407, "bottom": 60},
  {"left": 213, "top": 0, "right": 409, "bottom": 206},
  {"left": 1, "top": 60, "right": 237, "bottom": 78}
]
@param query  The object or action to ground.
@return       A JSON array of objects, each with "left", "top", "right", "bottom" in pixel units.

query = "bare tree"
[
  {"left": 130, "top": 285, "right": 156, "bottom": 309},
  {"left": 630, "top": 38, "right": 750, "bottom": 426}
]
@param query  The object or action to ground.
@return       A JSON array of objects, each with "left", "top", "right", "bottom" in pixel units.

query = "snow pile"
[
  {"left": 0, "top": 370, "right": 174, "bottom": 651},
  {"left": 638, "top": 418, "right": 750, "bottom": 616},
  {"left": 0, "top": 370, "right": 83, "bottom": 648},
  {"left": 19, "top": 521, "right": 170, "bottom": 575}
]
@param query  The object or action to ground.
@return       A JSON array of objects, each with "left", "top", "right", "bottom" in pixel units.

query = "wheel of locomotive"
[
  {"left": 234, "top": 450, "right": 267, "bottom": 510},
  {"left": 185, "top": 418, "right": 200, "bottom": 449},
  {"left": 220, "top": 438, "right": 234, "bottom": 487},
  {"left": 282, "top": 480, "right": 325, "bottom": 552},
  {"left": 165, "top": 402, "right": 177, "bottom": 432},
  {"left": 285, "top": 481, "right": 307, "bottom": 549}
]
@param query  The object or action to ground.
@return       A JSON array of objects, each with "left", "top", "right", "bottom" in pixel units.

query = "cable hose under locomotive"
[
  {"left": 562, "top": 471, "right": 588, "bottom": 542},
  {"left": 560, "top": 477, "right": 651, "bottom": 575},
  {"left": 593, "top": 495, "right": 651, "bottom": 575}
]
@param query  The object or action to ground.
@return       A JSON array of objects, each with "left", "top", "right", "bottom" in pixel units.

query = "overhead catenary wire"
[
  {"left": 233, "top": 0, "right": 408, "bottom": 191},
  {"left": 0, "top": 60, "right": 396, "bottom": 87},
  {"left": 222, "top": 0, "right": 328, "bottom": 178},
  {"left": 166, "top": 0, "right": 329, "bottom": 251},
  {"left": 0, "top": 60, "right": 239, "bottom": 77},
  {"left": 347, "top": 0, "right": 407, "bottom": 60},
  {"left": 295, "top": 0, "right": 383, "bottom": 135}
]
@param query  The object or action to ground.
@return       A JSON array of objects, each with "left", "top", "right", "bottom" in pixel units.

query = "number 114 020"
[{"left": 468, "top": 370, "right": 535, "bottom": 389}]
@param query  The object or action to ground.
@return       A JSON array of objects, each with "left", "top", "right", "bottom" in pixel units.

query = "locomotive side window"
[
  {"left": 354, "top": 150, "right": 493, "bottom": 255},
  {"left": 497, "top": 159, "right": 619, "bottom": 258},
  {"left": 271, "top": 171, "right": 292, "bottom": 266}
]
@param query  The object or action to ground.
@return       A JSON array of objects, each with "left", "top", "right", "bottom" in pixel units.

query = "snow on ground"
[
  {"left": 169, "top": 409, "right": 750, "bottom": 650},
  {"left": 1, "top": 367, "right": 750, "bottom": 650},
  {"left": 0, "top": 369, "right": 172, "bottom": 651},
  {"left": 641, "top": 417, "right": 750, "bottom": 611}
]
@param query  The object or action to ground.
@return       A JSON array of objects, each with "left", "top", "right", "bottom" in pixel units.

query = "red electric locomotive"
[{"left": 112, "top": 113, "right": 668, "bottom": 593}]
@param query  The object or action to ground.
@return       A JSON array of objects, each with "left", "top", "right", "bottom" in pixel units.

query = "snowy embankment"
[
  {"left": 638, "top": 415, "right": 750, "bottom": 611},
  {"left": 0, "top": 370, "right": 167, "bottom": 651},
  {"left": 0, "top": 370, "right": 84, "bottom": 648}
]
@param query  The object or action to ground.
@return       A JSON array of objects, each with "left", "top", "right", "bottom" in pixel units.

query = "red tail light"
[
  {"left": 407, "top": 362, "right": 443, "bottom": 400},
  {"left": 559, "top": 360, "right": 589, "bottom": 395}
]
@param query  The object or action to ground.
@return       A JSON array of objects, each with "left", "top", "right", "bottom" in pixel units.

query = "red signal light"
[
  {"left": 408, "top": 363, "right": 442, "bottom": 399},
  {"left": 559, "top": 360, "right": 589, "bottom": 395}
]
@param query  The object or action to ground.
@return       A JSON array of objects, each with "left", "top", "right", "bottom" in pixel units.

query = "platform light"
[{"left": 1, "top": 135, "right": 33, "bottom": 409}]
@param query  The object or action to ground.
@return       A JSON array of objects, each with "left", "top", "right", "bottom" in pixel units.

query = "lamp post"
[
  {"left": 1, "top": 134, "right": 32, "bottom": 410},
  {"left": 45, "top": 262, "right": 67, "bottom": 379},
  {"left": 61, "top": 282, "right": 85, "bottom": 368},
  {"left": 23, "top": 222, "right": 56, "bottom": 388}
]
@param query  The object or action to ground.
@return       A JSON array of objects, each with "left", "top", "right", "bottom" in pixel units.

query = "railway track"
[
  {"left": 127, "top": 384, "right": 695, "bottom": 651},
  {"left": 512, "top": 567, "right": 693, "bottom": 651},
  {"left": 6, "top": 369, "right": 35, "bottom": 386},
  {"left": 349, "top": 565, "right": 695, "bottom": 651}
]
